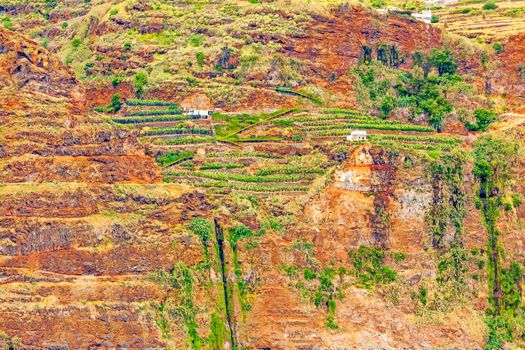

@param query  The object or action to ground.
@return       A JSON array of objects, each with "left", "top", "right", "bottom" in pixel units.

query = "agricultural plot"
[
  {"left": 163, "top": 151, "right": 329, "bottom": 194},
  {"left": 272, "top": 109, "right": 435, "bottom": 137},
  {"left": 432, "top": 0, "right": 525, "bottom": 42},
  {"left": 248, "top": 108, "right": 464, "bottom": 153},
  {"left": 213, "top": 108, "right": 298, "bottom": 143},
  {"left": 109, "top": 99, "right": 217, "bottom": 147}
]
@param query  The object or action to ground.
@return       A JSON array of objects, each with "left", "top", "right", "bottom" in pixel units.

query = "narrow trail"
[{"left": 489, "top": 113, "right": 525, "bottom": 134}]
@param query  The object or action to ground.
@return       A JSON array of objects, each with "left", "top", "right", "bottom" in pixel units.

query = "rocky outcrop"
[
  {"left": 491, "top": 33, "right": 525, "bottom": 111},
  {"left": 0, "top": 27, "right": 161, "bottom": 183},
  {"left": 0, "top": 28, "right": 182, "bottom": 348}
]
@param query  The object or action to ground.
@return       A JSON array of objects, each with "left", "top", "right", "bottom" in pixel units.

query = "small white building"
[
  {"left": 412, "top": 9, "right": 433, "bottom": 24},
  {"left": 186, "top": 109, "right": 212, "bottom": 118},
  {"left": 347, "top": 130, "right": 368, "bottom": 142},
  {"left": 424, "top": 0, "right": 458, "bottom": 6}
]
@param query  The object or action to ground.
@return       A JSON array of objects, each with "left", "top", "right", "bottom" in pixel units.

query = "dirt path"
[{"left": 489, "top": 113, "right": 525, "bottom": 134}]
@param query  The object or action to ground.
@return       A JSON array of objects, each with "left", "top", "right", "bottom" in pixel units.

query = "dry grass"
[{"left": 434, "top": 0, "right": 525, "bottom": 43}]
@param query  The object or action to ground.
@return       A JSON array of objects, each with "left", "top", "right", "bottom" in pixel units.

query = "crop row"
[
  {"left": 300, "top": 117, "right": 405, "bottom": 127},
  {"left": 324, "top": 108, "right": 362, "bottom": 115},
  {"left": 373, "top": 141, "right": 453, "bottom": 152},
  {"left": 178, "top": 180, "right": 310, "bottom": 193},
  {"left": 256, "top": 167, "right": 325, "bottom": 176},
  {"left": 124, "top": 109, "right": 183, "bottom": 117},
  {"left": 164, "top": 170, "right": 315, "bottom": 183},
  {"left": 125, "top": 99, "right": 180, "bottom": 107},
  {"left": 235, "top": 136, "right": 284, "bottom": 143},
  {"left": 307, "top": 123, "right": 433, "bottom": 133},
  {"left": 199, "top": 163, "right": 245, "bottom": 170},
  {"left": 369, "top": 134, "right": 461, "bottom": 145},
  {"left": 151, "top": 136, "right": 216, "bottom": 145},
  {"left": 113, "top": 115, "right": 204, "bottom": 124},
  {"left": 206, "top": 151, "right": 282, "bottom": 159},
  {"left": 142, "top": 127, "right": 212, "bottom": 136},
  {"left": 276, "top": 114, "right": 382, "bottom": 124}
]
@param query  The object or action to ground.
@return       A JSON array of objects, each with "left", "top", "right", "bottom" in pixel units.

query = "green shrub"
[
  {"left": 188, "top": 218, "right": 213, "bottom": 260},
  {"left": 492, "top": 42, "right": 504, "bottom": 54},
  {"left": 303, "top": 268, "right": 317, "bottom": 280},
  {"left": 71, "top": 38, "right": 81, "bottom": 47},
  {"left": 167, "top": 179, "right": 309, "bottom": 192},
  {"left": 93, "top": 93, "right": 122, "bottom": 113},
  {"left": 133, "top": 72, "right": 148, "bottom": 98},
  {"left": 256, "top": 167, "right": 324, "bottom": 176},
  {"left": 430, "top": 48, "right": 458, "bottom": 75},
  {"left": 190, "top": 35, "right": 203, "bottom": 47},
  {"left": 157, "top": 151, "right": 194, "bottom": 167},
  {"left": 112, "top": 76, "right": 123, "bottom": 87},
  {"left": 466, "top": 108, "right": 498, "bottom": 131},
  {"left": 348, "top": 245, "right": 397, "bottom": 287},
  {"left": 110, "top": 93, "right": 122, "bottom": 112},
  {"left": 371, "top": 0, "right": 386, "bottom": 8},
  {"left": 483, "top": 0, "right": 498, "bottom": 10},
  {"left": 196, "top": 52, "right": 205, "bottom": 66},
  {"left": 418, "top": 287, "right": 428, "bottom": 305}
]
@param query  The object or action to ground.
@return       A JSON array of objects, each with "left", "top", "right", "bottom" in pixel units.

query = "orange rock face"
[
  {"left": 491, "top": 33, "right": 525, "bottom": 111},
  {"left": 0, "top": 28, "right": 195, "bottom": 349},
  {"left": 1, "top": 7, "right": 524, "bottom": 347}
]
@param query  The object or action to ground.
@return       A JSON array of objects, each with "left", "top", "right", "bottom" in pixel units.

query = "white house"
[
  {"left": 346, "top": 130, "right": 368, "bottom": 142},
  {"left": 412, "top": 9, "right": 433, "bottom": 24},
  {"left": 425, "top": 0, "right": 458, "bottom": 6},
  {"left": 185, "top": 109, "right": 212, "bottom": 118}
]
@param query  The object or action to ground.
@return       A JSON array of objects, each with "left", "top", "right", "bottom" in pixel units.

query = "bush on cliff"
[{"left": 466, "top": 109, "right": 498, "bottom": 131}]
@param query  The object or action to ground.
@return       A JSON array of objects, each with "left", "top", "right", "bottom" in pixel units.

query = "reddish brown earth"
[
  {"left": 1, "top": 6, "right": 524, "bottom": 348},
  {"left": 0, "top": 28, "right": 207, "bottom": 348},
  {"left": 491, "top": 33, "right": 525, "bottom": 111}
]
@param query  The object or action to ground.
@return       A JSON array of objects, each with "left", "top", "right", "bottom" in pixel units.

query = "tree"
[
  {"left": 413, "top": 51, "right": 432, "bottom": 77},
  {"left": 430, "top": 48, "right": 458, "bottom": 76},
  {"left": 467, "top": 108, "right": 497, "bottom": 131},
  {"left": 110, "top": 94, "right": 122, "bottom": 112},
  {"left": 133, "top": 72, "right": 148, "bottom": 98}
]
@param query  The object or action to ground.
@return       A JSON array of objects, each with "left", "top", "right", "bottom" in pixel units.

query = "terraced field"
[
  {"left": 162, "top": 149, "right": 330, "bottom": 195},
  {"left": 108, "top": 102, "right": 463, "bottom": 194},
  {"left": 111, "top": 99, "right": 216, "bottom": 144},
  {"left": 266, "top": 109, "right": 455, "bottom": 147},
  {"left": 433, "top": 0, "right": 525, "bottom": 42}
]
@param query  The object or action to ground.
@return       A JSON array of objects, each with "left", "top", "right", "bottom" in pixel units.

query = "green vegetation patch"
[
  {"left": 156, "top": 151, "right": 194, "bottom": 168},
  {"left": 348, "top": 245, "right": 397, "bottom": 288}
]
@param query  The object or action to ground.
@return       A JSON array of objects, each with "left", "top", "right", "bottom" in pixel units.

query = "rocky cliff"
[{"left": 1, "top": 3, "right": 525, "bottom": 350}]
